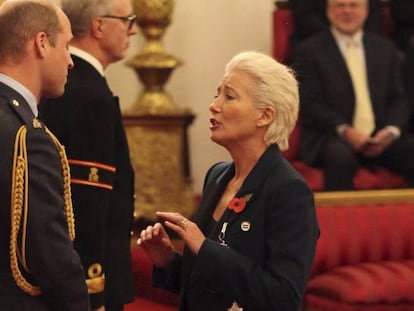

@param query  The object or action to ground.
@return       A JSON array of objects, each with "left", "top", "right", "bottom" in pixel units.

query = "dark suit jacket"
[
  {"left": 403, "top": 39, "right": 414, "bottom": 132},
  {"left": 154, "top": 144, "right": 319, "bottom": 311},
  {"left": 0, "top": 82, "right": 89, "bottom": 310},
  {"left": 39, "top": 56, "right": 135, "bottom": 308},
  {"left": 295, "top": 30, "right": 409, "bottom": 164},
  {"left": 390, "top": 0, "right": 414, "bottom": 52}
]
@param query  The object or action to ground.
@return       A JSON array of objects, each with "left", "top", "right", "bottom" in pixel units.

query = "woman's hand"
[
  {"left": 137, "top": 222, "right": 175, "bottom": 268},
  {"left": 155, "top": 212, "right": 206, "bottom": 256}
]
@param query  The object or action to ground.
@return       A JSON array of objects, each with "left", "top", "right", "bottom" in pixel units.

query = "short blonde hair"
[{"left": 224, "top": 51, "right": 299, "bottom": 150}]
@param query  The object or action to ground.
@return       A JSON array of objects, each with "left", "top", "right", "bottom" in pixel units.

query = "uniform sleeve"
[{"left": 24, "top": 128, "right": 90, "bottom": 311}]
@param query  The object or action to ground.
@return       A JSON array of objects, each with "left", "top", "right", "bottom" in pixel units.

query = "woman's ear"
[{"left": 257, "top": 106, "right": 275, "bottom": 128}]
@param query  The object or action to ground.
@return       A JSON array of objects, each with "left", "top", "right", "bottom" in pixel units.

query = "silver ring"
[{"left": 180, "top": 218, "right": 188, "bottom": 230}]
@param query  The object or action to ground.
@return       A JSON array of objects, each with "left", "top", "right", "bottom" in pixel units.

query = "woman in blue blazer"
[{"left": 138, "top": 51, "right": 319, "bottom": 311}]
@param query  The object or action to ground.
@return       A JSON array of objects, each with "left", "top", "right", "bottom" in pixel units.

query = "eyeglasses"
[{"left": 101, "top": 14, "right": 136, "bottom": 30}]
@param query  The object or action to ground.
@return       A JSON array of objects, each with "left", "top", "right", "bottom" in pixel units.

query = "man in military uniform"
[
  {"left": 0, "top": 1, "right": 89, "bottom": 310},
  {"left": 39, "top": 0, "right": 138, "bottom": 310}
]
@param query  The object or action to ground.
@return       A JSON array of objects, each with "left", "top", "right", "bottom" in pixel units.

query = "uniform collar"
[
  {"left": 0, "top": 73, "right": 38, "bottom": 117},
  {"left": 69, "top": 46, "right": 105, "bottom": 77}
]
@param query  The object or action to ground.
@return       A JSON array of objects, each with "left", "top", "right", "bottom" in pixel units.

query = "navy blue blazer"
[
  {"left": 295, "top": 30, "right": 410, "bottom": 164},
  {"left": 154, "top": 144, "right": 319, "bottom": 311},
  {"left": 0, "top": 82, "right": 89, "bottom": 310}
]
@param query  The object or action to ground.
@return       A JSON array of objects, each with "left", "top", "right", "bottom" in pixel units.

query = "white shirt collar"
[
  {"left": 0, "top": 73, "right": 38, "bottom": 117},
  {"left": 331, "top": 27, "right": 363, "bottom": 45},
  {"left": 69, "top": 46, "right": 105, "bottom": 77},
  {"left": 330, "top": 27, "right": 364, "bottom": 57}
]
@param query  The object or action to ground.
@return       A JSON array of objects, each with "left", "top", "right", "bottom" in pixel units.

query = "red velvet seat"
[
  {"left": 308, "top": 260, "right": 414, "bottom": 304},
  {"left": 305, "top": 295, "right": 414, "bottom": 311},
  {"left": 125, "top": 244, "right": 180, "bottom": 311},
  {"left": 272, "top": 4, "right": 293, "bottom": 64},
  {"left": 304, "top": 193, "right": 414, "bottom": 311},
  {"left": 125, "top": 298, "right": 177, "bottom": 311}
]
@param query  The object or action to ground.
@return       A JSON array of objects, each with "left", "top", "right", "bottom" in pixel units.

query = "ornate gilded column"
[{"left": 124, "top": 0, "right": 196, "bottom": 221}]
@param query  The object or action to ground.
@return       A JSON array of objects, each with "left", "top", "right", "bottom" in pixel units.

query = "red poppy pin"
[{"left": 228, "top": 193, "right": 253, "bottom": 213}]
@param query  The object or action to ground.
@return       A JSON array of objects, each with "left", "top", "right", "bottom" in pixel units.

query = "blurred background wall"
[{"left": 52, "top": 0, "right": 274, "bottom": 194}]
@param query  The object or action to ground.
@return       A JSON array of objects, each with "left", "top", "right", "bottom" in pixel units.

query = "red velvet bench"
[
  {"left": 304, "top": 189, "right": 414, "bottom": 311},
  {"left": 125, "top": 189, "right": 414, "bottom": 310},
  {"left": 125, "top": 239, "right": 181, "bottom": 311}
]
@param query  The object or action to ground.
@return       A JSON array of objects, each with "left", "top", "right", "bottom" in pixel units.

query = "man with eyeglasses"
[{"left": 39, "top": 0, "right": 138, "bottom": 310}]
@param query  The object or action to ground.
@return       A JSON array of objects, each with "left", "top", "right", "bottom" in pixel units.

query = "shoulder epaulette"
[{"left": 10, "top": 123, "right": 75, "bottom": 296}]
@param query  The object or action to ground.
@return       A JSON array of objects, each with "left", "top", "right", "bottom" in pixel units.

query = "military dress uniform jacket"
[
  {"left": 0, "top": 82, "right": 89, "bottom": 311},
  {"left": 39, "top": 56, "right": 135, "bottom": 308},
  {"left": 153, "top": 144, "right": 320, "bottom": 311}
]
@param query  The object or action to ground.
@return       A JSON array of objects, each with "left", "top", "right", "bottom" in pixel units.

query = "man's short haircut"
[
  {"left": 0, "top": 0, "right": 61, "bottom": 63},
  {"left": 61, "top": 0, "right": 115, "bottom": 38}
]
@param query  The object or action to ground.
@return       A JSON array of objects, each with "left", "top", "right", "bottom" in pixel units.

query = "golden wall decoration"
[
  {"left": 124, "top": 0, "right": 196, "bottom": 221},
  {"left": 124, "top": 115, "right": 195, "bottom": 220},
  {"left": 127, "top": 0, "right": 182, "bottom": 115}
]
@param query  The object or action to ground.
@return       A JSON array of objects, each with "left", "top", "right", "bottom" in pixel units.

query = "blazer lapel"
[
  {"left": 210, "top": 145, "right": 282, "bottom": 237},
  {"left": 194, "top": 163, "right": 233, "bottom": 235},
  {"left": 325, "top": 32, "right": 355, "bottom": 90}
]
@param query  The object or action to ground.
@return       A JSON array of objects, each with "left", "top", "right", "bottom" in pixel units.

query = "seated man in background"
[
  {"left": 294, "top": 0, "right": 414, "bottom": 191},
  {"left": 289, "top": 0, "right": 381, "bottom": 61}
]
